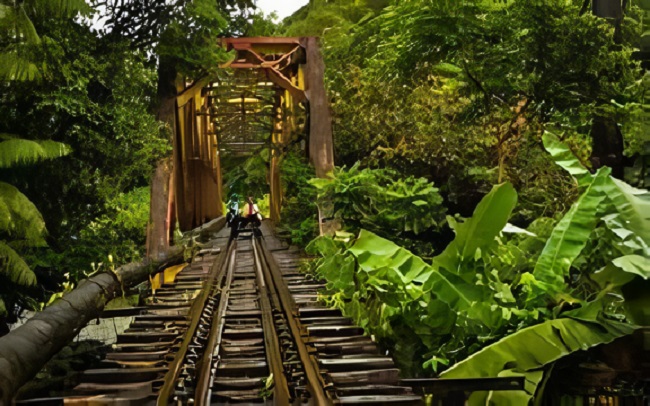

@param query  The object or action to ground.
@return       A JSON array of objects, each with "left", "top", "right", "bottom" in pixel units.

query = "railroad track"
[{"left": 18, "top": 225, "right": 422, "bottom": 405}]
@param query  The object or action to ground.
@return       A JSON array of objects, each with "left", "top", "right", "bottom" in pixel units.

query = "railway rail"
[{"left": 17, "top": 225, "right": 422, "bottom": 405}]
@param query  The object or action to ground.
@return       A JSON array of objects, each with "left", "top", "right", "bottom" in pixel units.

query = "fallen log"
[{"left": 0, "top": 247, "right": 184, "bottom": 405}]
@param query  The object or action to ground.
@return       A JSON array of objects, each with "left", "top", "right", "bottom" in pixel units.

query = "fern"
[
  {"left": 0, "top": 182, "right": 47, "bottom": 245},
  {"left": 0, "top": 138, "right": 71, "bottom": 168},
  {"left": 0, "top": 241, "right": 37, "bottom": 287}
]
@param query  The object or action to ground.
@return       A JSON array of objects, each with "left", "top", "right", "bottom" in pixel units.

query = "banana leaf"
[
  {"left": 542, "top": 131, "right": 591, "bottom": 186},
  {"left": 532, "top": 168, "right": 610, "bottom": 289},
  {"left": 592, "top": 255, "right": 650, "bottom": 292},
  {"left": 440, "top": 315, "right": 638, "bottom": 405},
  {"left": 602, "top": 178, "right": 650, "bottom": 245},
  {"left": 433, "top": 182, "right": 517, "bottom": 274},
  {"left": 349, "top": 230, "right": 499, "bottom": 327}
]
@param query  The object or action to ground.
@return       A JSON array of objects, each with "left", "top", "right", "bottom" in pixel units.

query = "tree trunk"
[
  {"left": 147, "top": 158, "right": 173, "bottom": 259},
  {"left": 0, "top": 247, "right": 184, "bottom": 405},
  {"left": 300, "top": 37, "right": 334, "bottom": 178}
]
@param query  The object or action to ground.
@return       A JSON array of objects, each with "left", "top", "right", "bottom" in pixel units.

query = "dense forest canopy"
[{"left": 0, "top": 0, "right": 649, "bottom": 402}]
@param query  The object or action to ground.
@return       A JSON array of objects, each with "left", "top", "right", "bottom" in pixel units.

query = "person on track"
[
  {"left": 226, "top": 193, "right": 240, "bottom": 228},
  {"left": 242, "top": 195, "right": 262, "bottom": 228}
]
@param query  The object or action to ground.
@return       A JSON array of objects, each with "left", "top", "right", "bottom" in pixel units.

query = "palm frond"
[
  {"left": 0, "top": 241, "right": 37, "bottom": 287},
  {"left": 0, "top": 49, "right": 42, "bottom": 81},
  {"left": 0, "top": 138, "right": 72, "bottom": 168},
  {"left": 0, "top": 4, "right": 41, "bottom": 44},
  {"left": 24, "top": 0, "right": 93, "bottom": 19},
  {"left": 0, "top": 182, "right": 47, "bottom": 245}
]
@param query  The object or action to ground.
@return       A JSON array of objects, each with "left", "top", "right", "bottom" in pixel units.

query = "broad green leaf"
[
  {"left": 441, "top": 317, "right": 638, "bottom": 403},
  {"left": 592, "top": 263, "right": 637, "bottom": 292},
  {"left": 602, "top": 178, "right": 650, "bottom": 245},
  {"left": 305, "top": 236, "right": 341, "bottom": 257},
  {"left": 433, "top": 182, "right": 517, "bottom": 274},
  {"left": 532, "top": 168, "right": 610, "bottom": 288},
  {"left": 482, "top": 369, "right": 544, "bottom": 406},
  {"left": 0, "top": 181, "right": 47, "bottom": 245},
  {"left": 612, "top": 255, "right": 650, "bottom": 279},
  {"left": 350, "top": 230, "right": 499, "bottom": 326},
  {"left": 0, "top": 138, "right": 72, "bottom": 168},
  {"left": 350, "top": 229, "right": 431, "bottom": 284},
  {"left": 542, "top": 131, "right": 591, "bottom": 186},
  {"left": 0, "top": 241, "right": 37, "bottom": 287},
  {"left": 317, "top": 252, "right": 356, "bottom": 297}
]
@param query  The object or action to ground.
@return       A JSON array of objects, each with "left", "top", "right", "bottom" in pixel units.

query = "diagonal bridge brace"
[{"left": 220, "top": 37, "right": 307, "bottom": 103}]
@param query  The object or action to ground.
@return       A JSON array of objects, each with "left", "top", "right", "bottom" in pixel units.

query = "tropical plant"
[
  {"left": 0, "top": 135, "right": 70, "bottom": 325},
  {"left": 0, "top": 0, "right": 91, "bottom": 81},
  {"left": 277, "top": 151, "right": 318, "bottom": 246},
  {"left": 291, "top": 0, "right": 645, "bottom": 222},
  {"left": 308, "top": 134, "right": 649, "bottom": 401},
  {"left": 309, "top": 163, "right": 447, "bottom": 255}
]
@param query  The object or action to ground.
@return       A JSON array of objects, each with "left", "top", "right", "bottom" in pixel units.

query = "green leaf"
[
  {"left": 542, "top": 131, "right": 591, "bottom": 186},
  {"left": 602, "top": 178, "right": 650, "bottom": 245},
  {"left": 0, "top": 297, "right": 5, "bottom": 316},
  {"left": 0, "top": 241, "right": 37, "bottom": 287},
  {"left": 532, "top": 168, "right": 610, "bottom": 289},
  {"left": 0, "top": 138, "right": 72, "bottom": 168},
  {"left": 350, "top": 229, "right": 432, "bottom": 284},
  {"left": 612, "top": 255, "right": 650, "bottom": 279},
  {"left": 441, "top": 316, "right": 638, "bottom": 403},
  {"left": 350, "top": 230, "right": 498, "bottom": 327},
  {"left": 23, "top": 0, "right": 93, "bottom": 18},
  {"left": 433, "top": 182, "right": 517, "bottom": 274},
  {"left": 0, "top": 182, "right": 47, "bottom": 245},
  {"left": 432, "top": 62, "right": 463, "bottom": 75},
  {"left": 0, "top": 49, "right": 42, "bottom": 81},
  {"left": 317, "top": 251, "right": 356, "bottom": 297},
  {"left": 592, "top": 263, "right": 637, "bottom": 292},
  {"left": 305, "top": 236, "right": 341, "bottom": 257}
]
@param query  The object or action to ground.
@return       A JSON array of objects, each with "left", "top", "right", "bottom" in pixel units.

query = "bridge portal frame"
[{"left": 166, "top": 37, "right": 334, "bottom": 235}]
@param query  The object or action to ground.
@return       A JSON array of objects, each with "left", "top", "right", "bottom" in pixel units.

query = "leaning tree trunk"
[{"left": 0, "top": 247, "right": 184, "bottom": 405}]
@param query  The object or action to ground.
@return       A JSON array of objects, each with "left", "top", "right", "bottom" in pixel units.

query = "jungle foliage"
[
  {"left": 310, "top": 163, "right": 447, "bottom": 255},
  {"left": 307, "top": 135, "right": 649, "bottom": 402},
  {"left": 283, "top": 0, "right": 649, "bottom": 219},
  {"left": 0, "top": 0, "right": 259, "bottom": 328}
]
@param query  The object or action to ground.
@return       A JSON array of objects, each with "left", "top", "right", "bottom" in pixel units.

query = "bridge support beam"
[{"left": 174, "top": 78, "right": 223, "bottom": 232}]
